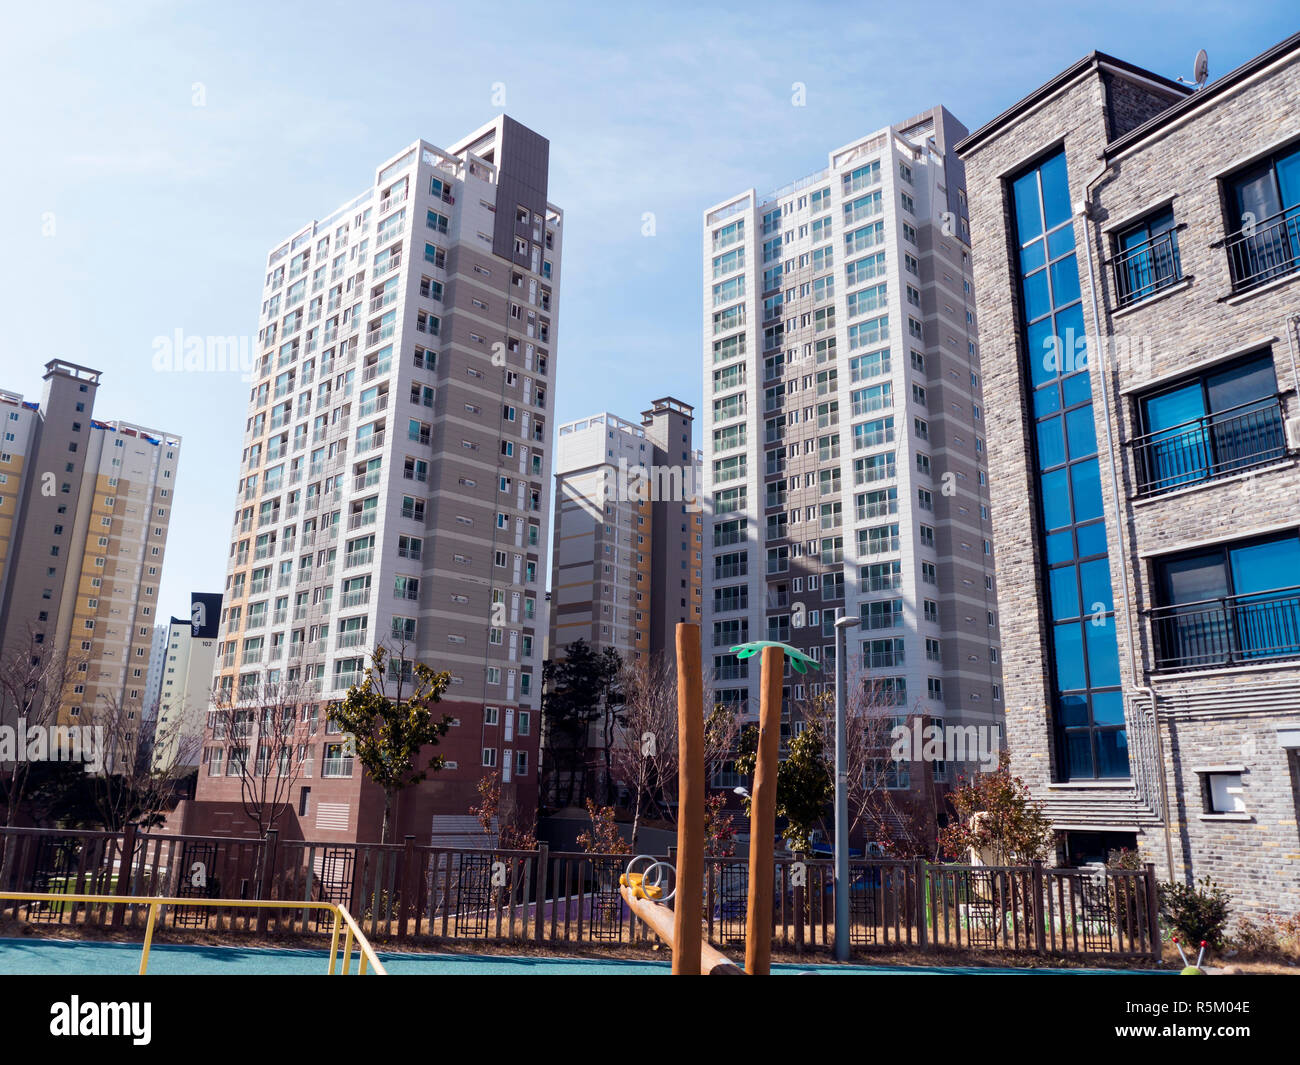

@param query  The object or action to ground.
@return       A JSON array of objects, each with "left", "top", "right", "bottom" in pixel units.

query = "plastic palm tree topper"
[{"left": 729, "top": 641, "right": 821, "bottom": 674}]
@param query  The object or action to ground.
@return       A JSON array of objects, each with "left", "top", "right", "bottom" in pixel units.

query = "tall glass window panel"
[{"left": 1011, "top": 149, "right": 1127, "bottom": 779}]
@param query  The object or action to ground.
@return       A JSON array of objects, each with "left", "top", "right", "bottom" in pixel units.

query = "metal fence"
[{"left": 0, "top": 827, "right": 1160, "bottom": 960}]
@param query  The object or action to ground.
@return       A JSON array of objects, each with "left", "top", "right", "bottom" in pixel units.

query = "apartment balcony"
[
  {"left": 715, "top": 661, "right": 749, "bottom": 682},
  {"left": 322, "top": 756, "right": 355, "bottom": 777},
  {"left": 362, "top": 362, "right": 392, "bottom": 384},
  {"left": 340, "top": 590, "right": 371, "bottom": 609},
  {"left": 345, "top": 549, "right": 374, "bottom": 568},
  {"left": 365, "top": 323, "right": 396, "bottom": 348},
  {"left": 856, "top": 461, "right": 897, "bottom": 485},
  {"left": 1112, "top": 229, "right": 1182, "bottom": 308},
  {"left": 373, "top": 256, "right": 402, "bottom": 279},
  {"left": 249, "top": 579, "right": 270, "bottom": 595},
  {"left": 355, "top": 432, "right": 386, "bottom": 454},
  {"left": 1130, "top": 397, "right": 1288, "bottom": 497},
  {"left": 378, "top": 187, "right": 408, "bottom": 213},
  {"left": 358, "top": 397, "right": 388, "bottom": 418},
  {"left": 1150, "top": 586, "right": 1300, "bottom": 672},
  {"left": 337, "top": 630, "right": 369, "bottom": 649},
  {"left": 368, "top": 290, "right": 399, "bottom": 314},
  {"left": 346, "top": 512, "right": 377, "bottom": 531},
  {"left": 1225, "top": 205, "right": 1300, "bottom": 294},
  {"left": 860, "top": 535, "right": 901, "bottom": 555},
  {"left": 354, "top": 472, "right": 381, "bottom": 491},
  {"left": 856, "top": 500, "right": 898, "bottom": 522}
]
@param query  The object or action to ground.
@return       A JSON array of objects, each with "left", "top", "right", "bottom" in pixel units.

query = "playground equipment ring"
[{"left": 619, "top": 854, "right": 677, "bottom": 903}]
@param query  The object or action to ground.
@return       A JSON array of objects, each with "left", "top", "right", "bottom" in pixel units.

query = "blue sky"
[{"left": 0, "top": 0, "right": 1293, "bottom": 617}]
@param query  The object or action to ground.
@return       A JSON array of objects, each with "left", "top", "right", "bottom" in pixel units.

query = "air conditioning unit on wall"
[{"left": 1286, "top": 415, "right": 1300, "bottom": 451}]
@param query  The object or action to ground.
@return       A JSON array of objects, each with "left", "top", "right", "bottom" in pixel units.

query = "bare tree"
[
  {"left": 798, "top": 681, "right": 934, "bottom": 857},
  {"left": 0, "top": 627, "right": 85, "bottom": 829},
  {"left": 86, "top": 692, "right": 203, "bottom": 832},
  {"left": 208, "top": 673, "right": 316, "bottom": 838},
  {"left": 611, "top": 653, "right": 740, "bottom": 846}
]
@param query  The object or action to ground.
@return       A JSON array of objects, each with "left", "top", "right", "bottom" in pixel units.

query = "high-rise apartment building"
[
  {"left": 142, "top": 622, "right": 169, "bottom": 717},
  {"left": 190, "top": 117, "right": 561, "bottom": 842},
  {"left": 701, "top": 108, "right": 1003, "bottom": 808},
  {"left": 957, "top": 34, "right": 1300, "bottom": 914},
  {"left": 151, "top": 603, "right": 220, "bottom": 772},
  {"left": 550, "top": 397, "right": 703, "bottom": 663},
  {"left": 0, "top": 361, "right": 181, "bottom": 726}
]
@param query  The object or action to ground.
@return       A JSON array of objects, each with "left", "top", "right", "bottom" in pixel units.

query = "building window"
[
  {"left": 1150, "top": 530, "right": 1300, "bottom": 672},
  {"left": 1111, "top": 206, "right": 1181, "bottom": 307},
  {"left": 1201, "top": 770, "right": 1246, "bottom": 815},
  {"left": 1132, "top": 351, "right": 1285, "bottom": 496},
  {"left": 1011, "top": 147, "right": 1127, "bottom": 781},
  {"left": 1223, "top": 141, "right": 1300, "bottom": 292}
]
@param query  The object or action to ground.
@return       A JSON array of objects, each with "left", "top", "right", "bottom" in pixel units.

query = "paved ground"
[{"left": 0, "top": 937, "right": 1164, "bottom": 975}]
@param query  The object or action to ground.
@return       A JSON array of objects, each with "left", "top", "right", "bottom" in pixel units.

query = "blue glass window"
[
  {"left": 1136, "top": 352, "right": 1283, "bottom": 494},
  {"left": 1153, "top": 531, "right": 1300, "bottom": 670},
  {"left": 1011, "top": 149, "right": 1128, "bottom": 779}
]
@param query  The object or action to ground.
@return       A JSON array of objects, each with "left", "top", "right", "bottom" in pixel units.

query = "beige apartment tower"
[
  {"left": 0, "top": 360, "right": 181, "bottom": 726},
  {"left": 550, "top": 397, "right": 703, "bottom": 664}
]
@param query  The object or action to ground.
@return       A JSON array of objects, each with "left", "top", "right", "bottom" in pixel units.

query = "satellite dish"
[{"left": 1179, "top": 49, "right": 1209, "bottom": 88}]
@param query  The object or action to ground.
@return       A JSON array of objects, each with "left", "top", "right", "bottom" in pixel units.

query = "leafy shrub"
[{"left": 1158, "top": 876, "right": 1231, "bottom": 950}]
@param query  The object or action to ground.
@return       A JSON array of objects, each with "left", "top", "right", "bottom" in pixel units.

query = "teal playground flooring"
[{"left": 0, "top": 937, "right": 1165, "bottom": 975}]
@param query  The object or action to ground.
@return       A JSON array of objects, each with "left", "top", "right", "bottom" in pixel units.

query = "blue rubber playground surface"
[{"left": 0, "top": 937, "right": 1163, "bottom": 975}]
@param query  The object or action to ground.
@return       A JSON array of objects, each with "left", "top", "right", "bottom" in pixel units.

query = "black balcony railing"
[
  {"left": 1112, "top": 228, "right": 1181, "bottom": 308},
  {"left": 1225, "top": 205, "right": 1300, "bottom": 293},
  {"left": 1131, "top": 396, "right": 1287, "bottom": 496},
  {"left": 1150, "top": 586, "right": 1300, "bottom": 672}
]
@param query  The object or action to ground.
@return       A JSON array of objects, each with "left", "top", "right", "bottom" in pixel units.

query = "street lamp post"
[{"left": 833, "top": 610, "right": 860, "bottom": 961}]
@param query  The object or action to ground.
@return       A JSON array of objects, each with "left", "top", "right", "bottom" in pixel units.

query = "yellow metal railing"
[{"left": 0, "top": 892, "right": 387, "bottom": 976}]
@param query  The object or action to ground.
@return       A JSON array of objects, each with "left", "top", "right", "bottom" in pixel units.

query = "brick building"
[{"left": 956, "top": 34, "right": 1300, "bottom": 916}]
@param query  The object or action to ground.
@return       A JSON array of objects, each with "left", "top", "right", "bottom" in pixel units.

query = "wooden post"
[
  {"left": 1031, "top": 859, "right": 1047, "bottom": 955},
  {"left": 1144, "top": 862, "right": 1160, "bottom": 961},
  {"left": 745, "top": 644, "right": 783, "bottom": 975},
  {"left": 398, "top": 835, "right": 415, "bottom": 939},
  {"left": 111, "top": 824, "right": 136, "bottom": 928},
  {"left": 534, "top": 844, "right": 549, "bottom": 944},
  {"left": 673, "top": 622, "right": 705, "bottom": 975},
  {"left": 913, "top": 857, "right": 928, "bottom": 951}
]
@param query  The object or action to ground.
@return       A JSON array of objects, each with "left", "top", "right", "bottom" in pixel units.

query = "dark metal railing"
[
  {"left": 1130, "top": 395, "right": 1287, "bottom": 496},
  {"left": 1112, "top": 228, "right": 1181, "bottom": 308},
  {"left": 1225, "top": 204, "right": 1300, "bottom": 293},
  {"left": 0, "top": 828, "right": 1160, "bottom": 959},
  {"left": 1150, "top": 585, "right": 1300, "bottom": 672}
]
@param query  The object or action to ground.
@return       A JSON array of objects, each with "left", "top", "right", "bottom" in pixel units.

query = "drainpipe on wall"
[
  {"left": 1078, "top": 160, "right": 1177, "bottom": 884},
  {"left": 1285, "top": 314, "right": 1300, "bottom": 416}
]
